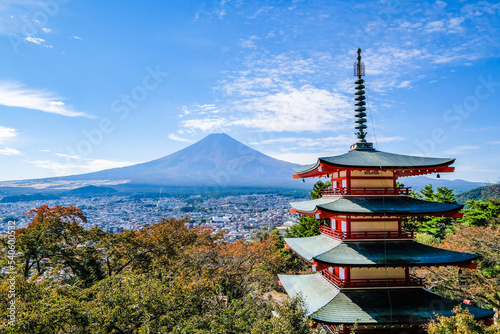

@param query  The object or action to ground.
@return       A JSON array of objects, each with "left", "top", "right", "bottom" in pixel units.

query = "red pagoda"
[{"left": 278, "top": 49, "right": 494, "bottom": 333}]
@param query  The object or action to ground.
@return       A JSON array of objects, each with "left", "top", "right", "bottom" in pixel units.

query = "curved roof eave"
[
  {"left": 293, "top": 150, "right": 456, "bottom": 175},
  {"left": 313, "top": 287, "right": 495, "bottom": 325},
  {"left": 284, "top": 235, "right": 479, "bottom": 266},
  {"left": 290, "top": 197, "right": 464, "bottom": 216}
]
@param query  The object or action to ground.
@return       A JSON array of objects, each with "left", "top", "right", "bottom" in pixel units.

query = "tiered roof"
[
  {"left": 278, "top": 48, "right": 494, "bottom": 329},
  {"left": 279, "top": 274, "right": 494, "bottom": 325},
  {"left": 290, "top": 196, "right": 463, "bottom": 217},
  {"left": 284, "top": 235, "right": 478, "bottom": 266},
  {"left": 293, "top": 149, "right": 456, "bottom": 178}
]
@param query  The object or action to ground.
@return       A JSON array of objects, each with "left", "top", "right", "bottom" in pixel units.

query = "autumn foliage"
[{"left": 0, "top": 206, "right": 323, "bottom": 333}]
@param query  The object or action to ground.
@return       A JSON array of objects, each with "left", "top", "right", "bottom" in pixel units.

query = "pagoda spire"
[{"left": 350, "top": 48, "right": 374, "bottom": 151}]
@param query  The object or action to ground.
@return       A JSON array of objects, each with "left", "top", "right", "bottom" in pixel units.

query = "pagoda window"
[
  {"left": 350, "top": 219, "right": 398, "bottom": 233},
  {"left": 341, "top": 220, "right": 348, "bottom": 233},
  {"left": 350, "top": 267, "right": 405, "bottom": 280},
  {"left": 331, "top": 218, "right": 337, "bottom": 230},
  {"left": 350, "top": 170, "right": 395, "bottom": 189},
  {"left": 339, "top": 267, "right": 346, "bottom": 280}
]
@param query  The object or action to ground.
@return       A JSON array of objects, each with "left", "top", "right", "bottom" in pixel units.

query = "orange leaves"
[
  {"left": 25, "top": 205, "right": 87, "bottom": 226},
  {"left": 418, "top": 224, "right": 500, "bottom": 313}
]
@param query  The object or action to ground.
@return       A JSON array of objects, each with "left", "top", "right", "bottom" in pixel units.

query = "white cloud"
[
  {"left": 448, "top": 17, "right": 465, "bottom": 32},
  {"left": 270, "top": 150, "right": 346, "bottom": 165},
  {"left": 239, "top": 35, "right": 259, "bottom": 49},
  {"left": 168, "top": 133, "right": 193, "bottom": 143},
  {"left": 0, "top": 126, "right": 17, "bottom": 143},
  {"left": 41, "top": 28, "right": 51, "bottom": 33},
  {"left": 29, "top": 158, "right": 136, "bottom": 176},
  {"left": 55, "top": 153, "right": 82, "bottom": 159},
  {"left": 72, "top": 35, "right": 83, "bottom": 40},
  {"left": 24, "top": 36, "right": 52, "bottom": 47},
  {"left": 249, "top": 137, "right": 301, "bottom": 145},
  {"left": 442, "top": 145, "right": 480, "bottom": 155},
  {"left": 0, "top": 82, "right": 92, "bottom": 117},
  {"left": 271, "top": 152, "right": 325, "bottom": 164},
  {"left": 424, "top": 20, "right": 445, "bottom": 33},
  {"left": 376, "top": 136, "right": 405, "bottom": 143},
  {"left": 432, "top": 51, "right": 481, "bottom": 64},
  {"left": 182, "top": 118, "right": 227, "bottom": 132},
  {"left": 0, "top": 147, "right": 21, "bottom": 155},
  {"left": 231, "top": 86, "right": 352, "bottom": 132},
  {"left": 423, "top": 17, "right": 464, "bottom": 34},
  {"left": 24, "top": 36, "right": 45, "bottom": 44}
]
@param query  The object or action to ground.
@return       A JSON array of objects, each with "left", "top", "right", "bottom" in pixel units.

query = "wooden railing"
[
  {"left": 320, "top": 269, "right": 423, "bottom": 288},
  {"left": 321, "top": 187, "right": 411, "bottom": 196},
  {"left": 320, "top": 226, "right": 414, "bottom": 240},
  {"left": 320, "top": 269, "right": 343, "bottom": 287}
]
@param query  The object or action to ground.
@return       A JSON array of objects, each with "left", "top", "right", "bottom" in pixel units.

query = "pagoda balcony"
[
  {"left": 321, "top": 187, "right": 411, "bottom": 196},
  {"left": 320, "top": 226, "right": 414, "bottom": 240},
  {"left": 320, "top": 269, "right": 423, "bottom": 289}
]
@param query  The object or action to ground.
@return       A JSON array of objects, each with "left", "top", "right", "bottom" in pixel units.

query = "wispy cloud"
[
  {"left": 0, "top": 147, "right": 21, "bottom": 155},
  {"left": 29, "top": 157, "right": 137, "bottom": 176},
  {"left": 442, "top": 145, "right": 480, "bottom": 155},
  {"left": 239, "top": 35, "right": 259, "bottom": 49},
  {"left": 25, "top": 36, "right": 45, "bottom": 44},
  {"left": 182, "top": 118, "right": 227, "bottom": 132},
  {"left": 231, "top": 86, "right": 351, "bottom": 132},
  {"left": 168, "top": 133, "right": 193, "bottom": 143},
  {"left": 0, "top": 82, "right": 92, "bottom": 117},
  {"left": 24, "top": 36, "right": 52, "bottom": 48},
  {"left": 0, "top": 126, "right": 17, "bottom": 143}
]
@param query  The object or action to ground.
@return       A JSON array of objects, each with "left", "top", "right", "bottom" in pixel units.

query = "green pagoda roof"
[
  {"left": 290, "top": 197, "right": 463, "bottom": 216},
  {"left": 284, "top": 235, "right": 478, "bottom": 266},
  {"left": 278, "top": 274, "right": 494, "bottom": 325},
  {"left": 293, "top": 149, "right": 455, "bottom": 174}
]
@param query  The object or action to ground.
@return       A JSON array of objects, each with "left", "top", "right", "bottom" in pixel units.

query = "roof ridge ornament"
[{"left": 350, "top": 48, "right": 375, "bottom": 151}]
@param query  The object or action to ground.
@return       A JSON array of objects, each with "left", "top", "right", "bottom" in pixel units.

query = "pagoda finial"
[{"left": 351, "top": 48, "right": 374, "bottom": 151}]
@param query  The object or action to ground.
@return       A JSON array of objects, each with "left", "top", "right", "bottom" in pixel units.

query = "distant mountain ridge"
[
  {"left": 402, "top": 176, "right": 488, "bottom": 194},
  {"left": 0, "top": 133, "right": 489, "bottom": 194},
  {"left": 455, "top": 184, "right": 500, "bottom": 204},
  {"left": 1, "top": 134, "right": 303, "bottom": 190}
]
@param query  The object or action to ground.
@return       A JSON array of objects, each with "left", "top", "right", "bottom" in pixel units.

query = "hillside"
[{"left": 455, "top": 184, "right": 500, "bottom": 204}]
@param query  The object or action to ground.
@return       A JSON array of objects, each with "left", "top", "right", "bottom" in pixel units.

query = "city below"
[{"left": 0, "top": 193, "right": 300, "bottom": 241}]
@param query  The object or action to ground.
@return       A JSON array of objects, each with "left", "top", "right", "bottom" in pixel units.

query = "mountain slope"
[
  {"left": 44, "top": 133, "right": 301, "bottom": 188},
  {"left": 401, "top": 176, "right": 488, "bottom": 193},
  {"left": 455, "top": 184, "right": 500, "bottom": 204}
]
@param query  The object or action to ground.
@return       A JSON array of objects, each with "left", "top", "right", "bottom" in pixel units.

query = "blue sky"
[{"left": 0, "top": 0, "right": 499, "bottom": 182}]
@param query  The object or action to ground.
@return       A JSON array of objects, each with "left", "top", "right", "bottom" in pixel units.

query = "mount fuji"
[{"left": 2, "top": 133, "right": 304, "bottom": 191}]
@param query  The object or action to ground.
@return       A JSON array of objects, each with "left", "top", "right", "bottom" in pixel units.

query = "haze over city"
[{"left": 0, "top": 0, "right": 499, "bottom": 182}]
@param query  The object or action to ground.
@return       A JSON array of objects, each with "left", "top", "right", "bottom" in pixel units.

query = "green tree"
[
  {"left": 271, "top": 229, "right": 306, "bottom": 274},
  {"left": 404, "top": 185, "right": 458, "bottom": 239},
  {"left": 13, "top": 205, "right": 105, "bottom": 285},
  {"left": 416, "top": 224, "right": 500, "bottom": 314},
  {"left": 310, "top": 180, "right": 332, "bottom": 199},
  {"left": 426, "top": 306, "right": 499, "bottom": 334},
  {"left": 459, "top": 199, "right": 500, "bottom": 227},
  {"left": 2, "top": 206, "right": 325, "bottom": 333},
  {"left": 285, "top": 215, "right": 328, "bottom": 238},
  {"left": 285, "top": 180, "right": 331, "bottom": 238},
  {"left": 412, "top": 185, "right": 457, "bottom": 204}
]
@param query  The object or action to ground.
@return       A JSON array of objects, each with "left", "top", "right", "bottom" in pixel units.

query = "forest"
[{"left": 1, "top": 183, "right": 499, "bottom": 333}]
